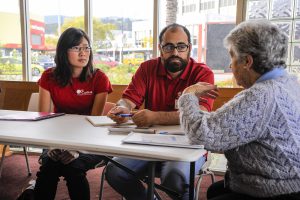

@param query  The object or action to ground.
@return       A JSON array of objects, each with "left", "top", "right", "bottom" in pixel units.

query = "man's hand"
[
  {"left": 60, "top": 150, "right": 79, "bottom": 165},
  {"left": 183, "top": 82, "right": 219, "bottom": 102},
  {"left": 132, "top": 109, "right": 156, "bottom": 127},
  {"left": 47, "top": 148, "right": 63, "bottom": 162},
  {"left": 107, "top": 106, "right": 131, "bottom": 124}
]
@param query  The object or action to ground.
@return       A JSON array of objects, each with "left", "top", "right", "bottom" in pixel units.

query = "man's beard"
[{"left": 164, "top": 55, "right": 189, "bottom": 73}]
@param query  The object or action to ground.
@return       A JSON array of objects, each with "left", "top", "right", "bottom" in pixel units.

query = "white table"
[{"left": 0, "top": 110, "right": 206, "bottom": 200}]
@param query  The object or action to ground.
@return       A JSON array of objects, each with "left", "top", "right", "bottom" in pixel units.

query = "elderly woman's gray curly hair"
[{"left": 224, "top": 19, "right": 288, "bottom": 75}]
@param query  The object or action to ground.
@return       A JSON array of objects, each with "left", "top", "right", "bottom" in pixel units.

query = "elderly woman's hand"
[{"left": 183, "top": 82, "right": 219, "bottom": 102}]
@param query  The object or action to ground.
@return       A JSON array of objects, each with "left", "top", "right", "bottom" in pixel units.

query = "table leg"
[
  {"left": 0, "top": 145, "right": 7, "bottom": 178},
  {"left": 189, "top": 161, "right": 195, "bottom": 200},
  {"left": 107, "top": 157, "right": 180, "bottom": 199},
  {"left": 147, "top": 161, "right": 156, "bottom": 200}
]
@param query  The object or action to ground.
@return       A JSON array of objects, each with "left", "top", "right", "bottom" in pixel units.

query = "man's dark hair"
[
  {"left": 54, "top": 27, "right": 94, "bottom": 86},
  {"left": 159, "top": 23, "right": 191, "bottom": 44}
]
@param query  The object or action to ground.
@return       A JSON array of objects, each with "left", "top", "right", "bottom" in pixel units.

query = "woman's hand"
[
  {"left": 47, "top": 148, "right": 63, "bottom": 162},
  {"left": 183, "top": 82, "right": 219, "bottom": 102},
  {"left": 60, "top": 150, "right": 79, "bottom": 165}
]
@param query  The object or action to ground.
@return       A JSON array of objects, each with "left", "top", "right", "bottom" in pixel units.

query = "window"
[
  {"left": 92, "top": 0, "right": 153, "bottom": 84},
  {"left": 165, "top": 0, "right": 237, "bottom": 87},
  {"left": 31, "top": 34, "right": 42, "bottom": 45},
  {"left": 0, "top": 0, "right": 23, "bottom": 81},
  {"left": 5, "top": 1, "right": 298, "bottom": 85},
  {"left": 246, "top": 0, "right": 300, "bottom": 78},
  {"left": 220, "top": 0, "right": 236, "bottom": 7},
  {"left": 29, "top": 0, "right": 84, "bottom": 81},
  {"left": 182, "top": 0, "right": 196, "bottom": 13},
  {"left": 0, "top": 0, "right": 244, "bottom": 86}
]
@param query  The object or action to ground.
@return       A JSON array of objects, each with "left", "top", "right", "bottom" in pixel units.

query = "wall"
[
  {"left": 0, "top": 81, "right": 242, "bottom": 156},
  {"left": 0, "top": 81, "right": 39, "bottom": 111},
  {"left": 0, "top": 80, "right": 242, "bottom": 111}
]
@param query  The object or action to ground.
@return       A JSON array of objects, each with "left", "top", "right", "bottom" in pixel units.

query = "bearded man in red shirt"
[{"left": 107, "top": 23, "right": 214, "bottom": 200}]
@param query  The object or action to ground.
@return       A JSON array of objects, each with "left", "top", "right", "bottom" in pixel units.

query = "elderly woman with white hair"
[{"left": 178, "top": 20, "right": 300, "bottom": 200}]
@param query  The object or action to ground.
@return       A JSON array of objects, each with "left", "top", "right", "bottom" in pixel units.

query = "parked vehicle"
[
  {"left": 93, "top": 54, "right": 119, "bottom": 67},
  {"left": 0, "top": 57, "right": 44, "bottom": 76},
  {"left": 33, "top": 55, "right": 55, "bottom": 70},
  {"left": 123, "top": 53, "right": 144, "bottom": 66}
]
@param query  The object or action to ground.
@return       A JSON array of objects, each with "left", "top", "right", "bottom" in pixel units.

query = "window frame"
[{"left": 16, "top": 0, "right": 245, "bottom": 86}]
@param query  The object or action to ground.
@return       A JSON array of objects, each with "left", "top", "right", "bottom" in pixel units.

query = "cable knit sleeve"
[{"left": 178, "top": 87, "right": 271, "bottom": 151}]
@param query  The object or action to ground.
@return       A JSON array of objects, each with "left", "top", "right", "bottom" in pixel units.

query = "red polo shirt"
[
  {"left": 38, "top": 68, "right": 112, "bottom": 115},
  {"left": 123, "top": 57, "right": 214, "bottom": 112}
]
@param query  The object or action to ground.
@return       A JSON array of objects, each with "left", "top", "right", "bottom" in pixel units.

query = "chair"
[
  {"left": 27, "top": 93, "right": 40, "bottom": 112},
  {"left": 94, "top": 102, "right": 115, "bottom": 166},
  {"left": 97, "top": 102, "right": 116, "bottom": 199},
  {"left": 27, "top": 93, "right": 54, "bottom": 112},
  {"left": 99, "top": 165, "right": 108, "bottom": 200},
  {"left": 98, "top": 152, "right": 215, "bottom": 200},
  {"left": 98, "top": 164, "right": 162, "bottom": 200},
  {"left": 194, "top": 151, "right": 215, "bottom": 200},
  {"left": 0, "top": 145, "right": 31, "bottom": 178},
  {"left": 98, "top": 102, "right": 119, "bottom": 199},
  {"left": 0, "top": 92, "right": 42, "bottom": 178}
]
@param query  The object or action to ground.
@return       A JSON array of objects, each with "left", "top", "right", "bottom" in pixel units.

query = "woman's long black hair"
[{"left": 53, "top": 27, "right": 94, "bottom": 86}]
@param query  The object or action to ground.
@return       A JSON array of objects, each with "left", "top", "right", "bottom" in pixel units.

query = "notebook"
[
  {"left": 86, "top": 116, "right": 135, "bottom": 127},
  {"left": 0, "top": 111, "right": 65, "bottom": 121},
  {"left": 122, "top": 132, "right": 204, "bottom": 149}
]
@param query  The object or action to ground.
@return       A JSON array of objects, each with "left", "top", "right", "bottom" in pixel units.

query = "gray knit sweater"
[{"left": 178, "top": 75, "right": 300, "bottom": 197}]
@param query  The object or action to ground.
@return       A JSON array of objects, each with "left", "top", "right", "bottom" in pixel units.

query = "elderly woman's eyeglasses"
[
  {"left": 69, "top": 46, "right": 91, "bottom": 52},
  {"left": 161, "top": 43, "right": 190, "bottom": 53}
]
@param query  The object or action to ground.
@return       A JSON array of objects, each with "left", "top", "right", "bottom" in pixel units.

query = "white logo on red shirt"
[{"left": 76, "top": 89, "right": 93, "bottom": 96}]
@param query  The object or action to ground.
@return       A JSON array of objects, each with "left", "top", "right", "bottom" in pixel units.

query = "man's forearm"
[
  {"left": 155, "top": 111, "right": 180, "bottom": 125},
  {"left": 155, "top": 105, "right": 207, "bottom": 125}
]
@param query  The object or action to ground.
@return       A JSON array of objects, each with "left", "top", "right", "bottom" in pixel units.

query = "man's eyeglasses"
[
  {"left": 161, "top": 43, "right": 190, "bottom": 53},
  {"left": 69, "top": 46, "right": 91, "bottom": 52}
]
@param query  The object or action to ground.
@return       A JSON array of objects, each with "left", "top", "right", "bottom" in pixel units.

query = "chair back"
[
  {"left": 27, "top": 93, "right": 39, "bottom": 112},
  {"left": 201, "top": 151, "right": 213, "bottom": 171},
  {"left": 27, "top": 93, "right": 54, "bottom": 112}
]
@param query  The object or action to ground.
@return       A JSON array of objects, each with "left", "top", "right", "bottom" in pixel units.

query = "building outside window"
[
  {"left": 0, "top": 0, "right": 22, "bottom": 81},
  {"left": 91, "top": 0, "right": 153, "bottom": 84},
  {"left": 174, "top": 0, "right": 237, "bottom": 87},
  {"left": 246, "top": 0, "right": 300, "bottom": 78},
  {"left": 0, "top": 0, "right": 299, "bottom": 85}
]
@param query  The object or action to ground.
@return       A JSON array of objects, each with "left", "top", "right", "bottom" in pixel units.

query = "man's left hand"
[{"left": 132, "top": 109, "right": 156, "bottom": 127}]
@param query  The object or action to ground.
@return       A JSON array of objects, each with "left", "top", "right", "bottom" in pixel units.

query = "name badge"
[
  {"left": 174, "top": 91, "right": 182, "bottom": 110},
  {"left": 174, "top": 99, "right": 178, "bottom": 110}
]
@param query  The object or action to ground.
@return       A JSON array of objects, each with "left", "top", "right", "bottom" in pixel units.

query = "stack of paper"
[
  {"left": 108, "top": 127, "right": 156, "bottom": 134},
  {"left": 122, "top": 132, "right": 204, "bottom": 149}
]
